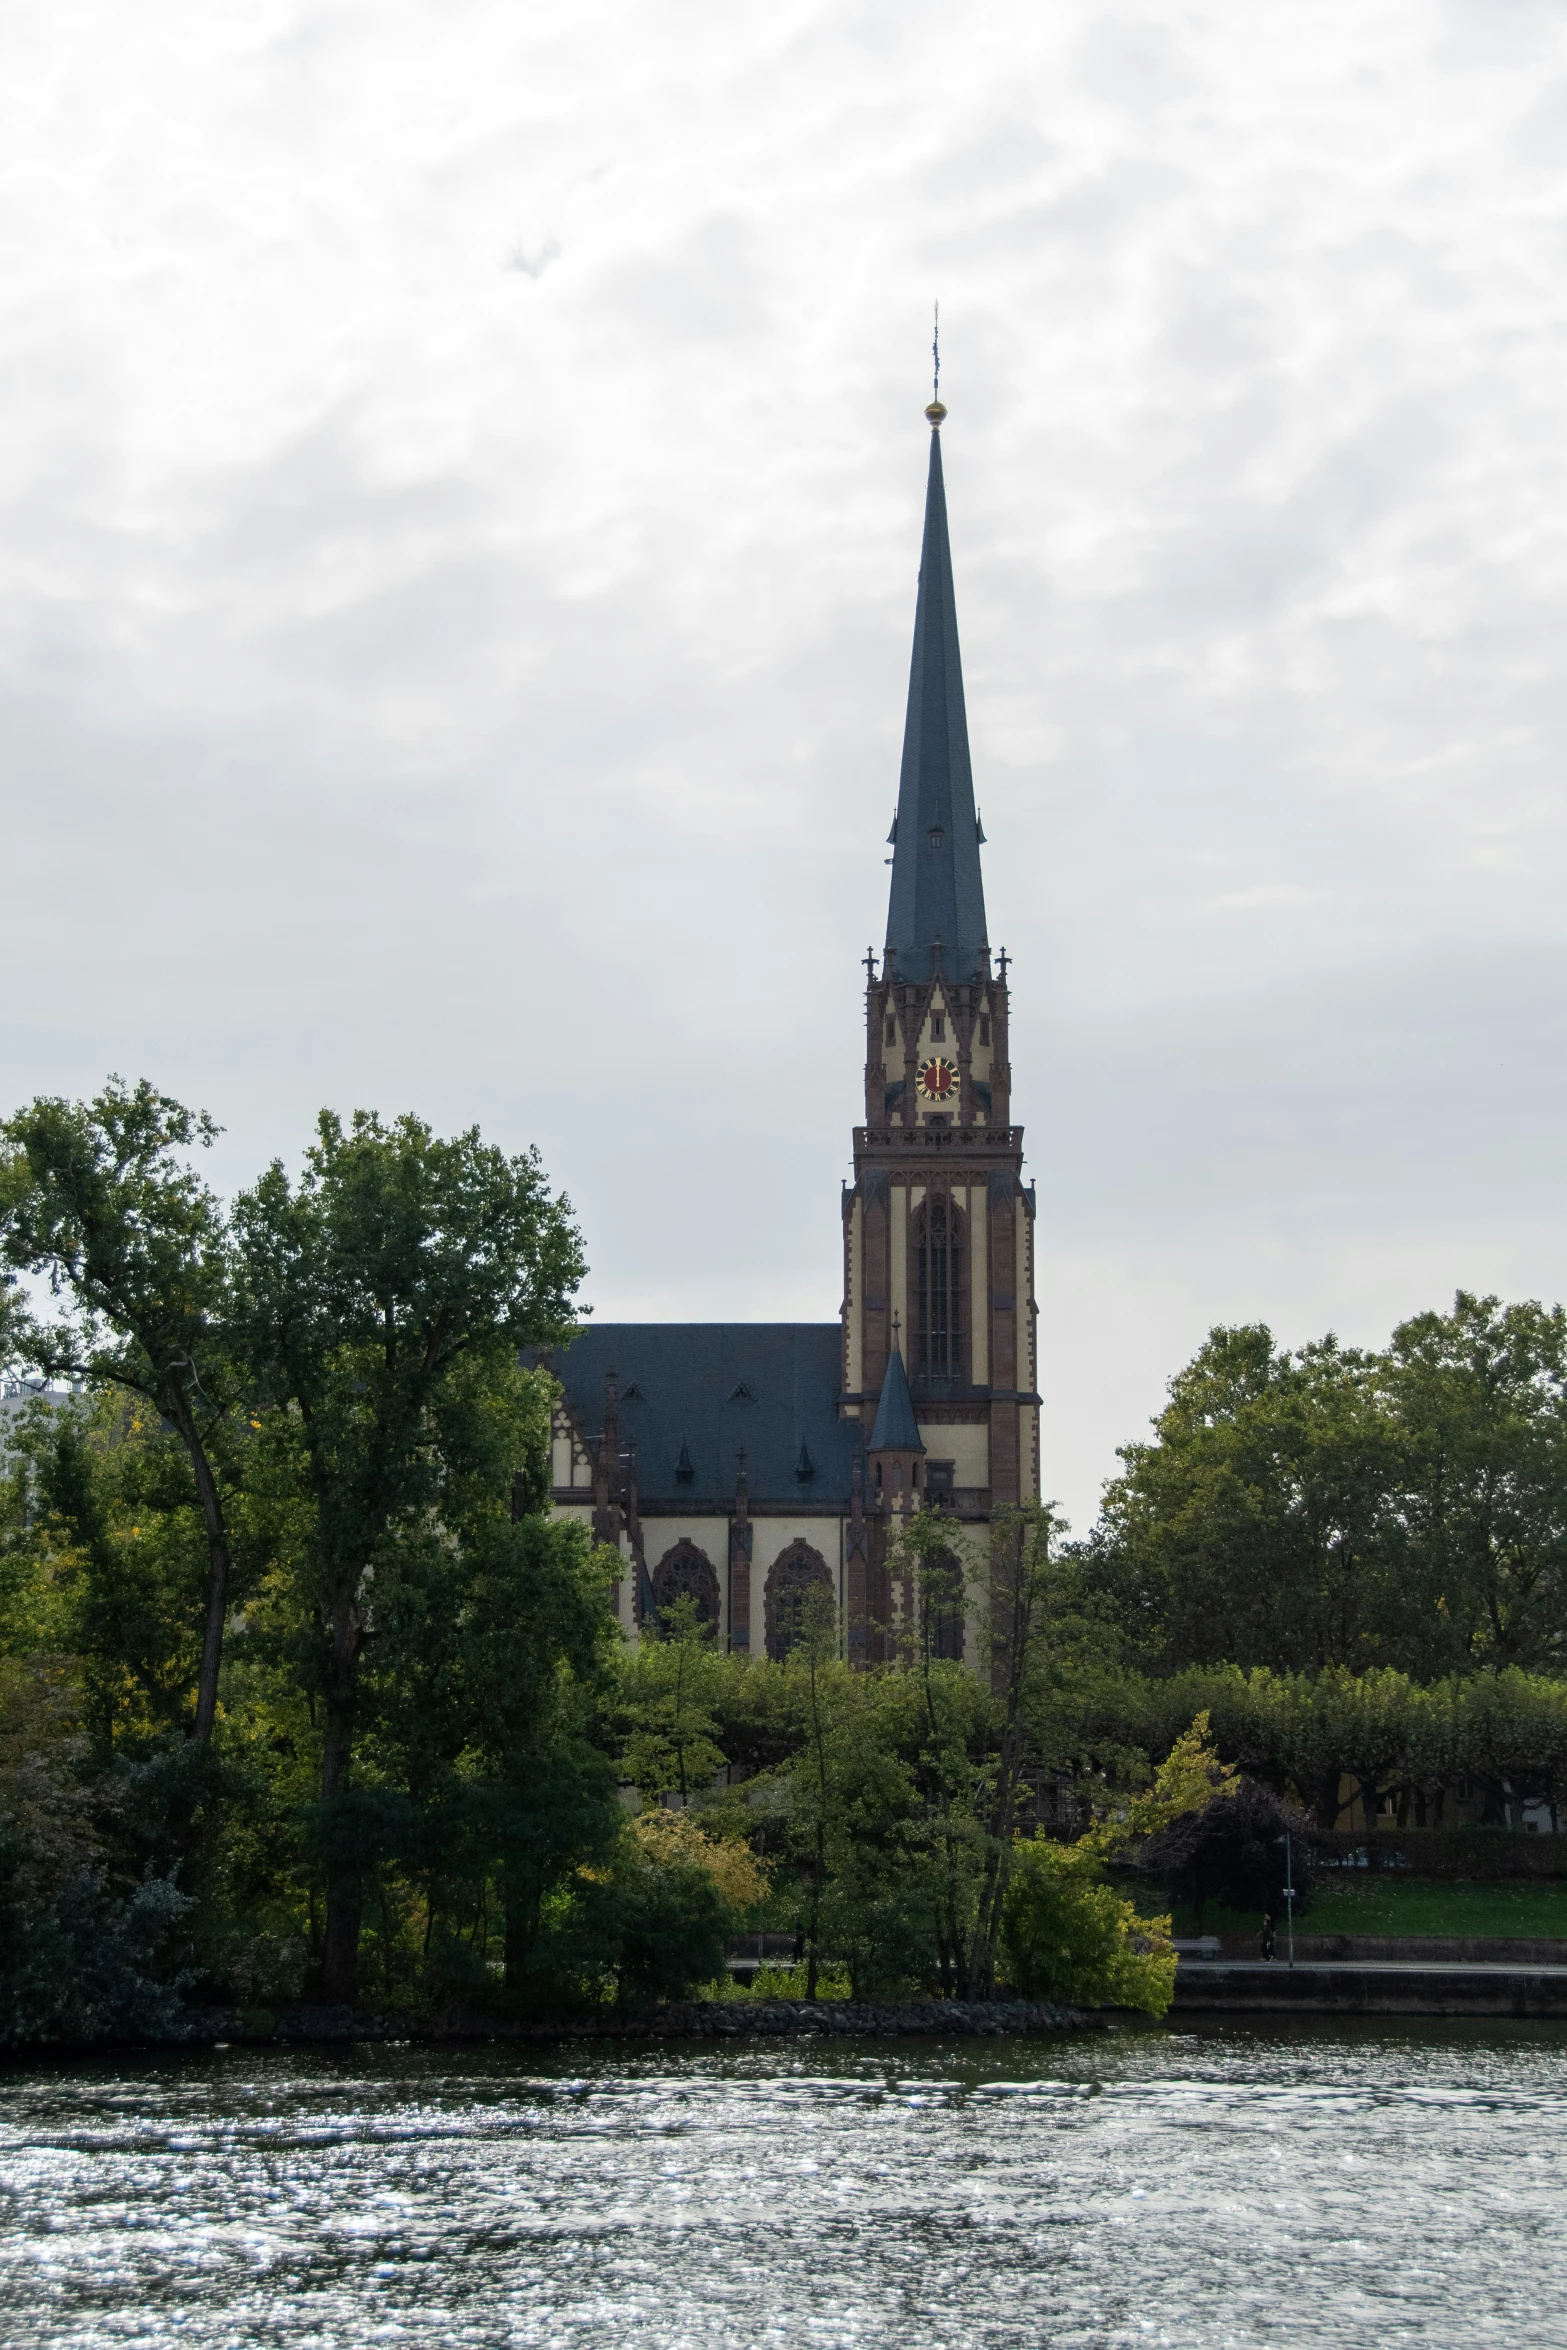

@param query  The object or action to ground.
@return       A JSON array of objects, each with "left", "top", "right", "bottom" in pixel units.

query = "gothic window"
[
  {"left": 885, "top": 1016, "right": 897, "bottom": 1044},
  {"left": 914, "top": 1192, "right": 967, "bottom": 1382},
  {"left": 979, "top": 1016, "right": 991, "bottom": 1046},
  {"left": 764, "top": 1540, "right": 833, "bottom": 1661},
  {"left": 931, "top": 1013, "right": 945, "bottom": 1041},
  {"left": 923, "top": 1546, "right": 966, "bottom": 1663},
  {"left": 651, "top": 1538, "right": 720, "bottom": 1631}
]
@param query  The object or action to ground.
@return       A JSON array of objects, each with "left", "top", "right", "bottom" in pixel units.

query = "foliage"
[
  {"left": 749, "top": 1961, "right": 851, "bottom": 1999},
  {"left": 1036, "top": 1660, "right": 1567, "bottom": 1833},
  {"left": 630, "top": 1807, "right": 771, "bottom": 1914},
  {"left": 0, "top": 1078, "right": 243, "bottom": 1738},
  {"left": 1082, "top": 1296, "right": 1567, "bottom": 1682},
  {"left": 556, "top": 1822, "right": 741, "bottom": 2008},
  {"left": 619, "top": 1597, "right": 728, "bottom": 1801},
  {"left": 229, "top": 1106, "right": 590, "bottom": 2001},
  {"left": 0, "top": 1659, "right": 195, "bottom": 2045},
  {"left": 1001, "top": 1838, "right": 1175, "bottom": 2015},
  {"left": 1142, "top": 1779, "right": 1315, "bottom": 1930},
  {"left": 1077, "top": 1710, "right": 1240, "bottom": 1861}
]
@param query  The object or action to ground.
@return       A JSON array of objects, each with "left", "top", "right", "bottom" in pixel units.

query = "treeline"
[
  {"left": 3, "top": 1078, "right": 1567, "bottom": 2049},
  {"left": 0, "top": 1081, "right": 1179, "bottom": 2041},
  {"left": 1035, "top": 1660, "right": 1567, "bottom": 1833},
  {"left": 1071, "top": 1304, "right": 1567, "bottom": 1680}
]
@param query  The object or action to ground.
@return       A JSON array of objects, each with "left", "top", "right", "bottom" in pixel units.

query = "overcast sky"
[{"left": 4, "top": 0, "right": 1567, "bottom": 1528}]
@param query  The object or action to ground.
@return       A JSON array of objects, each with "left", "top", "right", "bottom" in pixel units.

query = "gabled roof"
[
  {"left": 529, "top": 1323, "right": 863, "bottom": 1507},
  {"left": 884, "top": 422, "right": 989, "bottom": 987},
  {"left": 868, "top": 1346, "right": 923, "bottom": 1453}
]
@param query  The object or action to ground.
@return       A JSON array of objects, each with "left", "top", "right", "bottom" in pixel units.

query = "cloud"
[
  {"left": 3, "top": 0, "right": 1567, "bottom": 1525},
  {"left": 504, "top": 239, "right": 561, "bottom": 280}
]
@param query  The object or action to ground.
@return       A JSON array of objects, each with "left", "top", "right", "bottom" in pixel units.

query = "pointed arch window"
[
  {"left": 651, "top": 1538, "right": 720, "bottom": 1632},
  {"left": 914, "top": 1190, "right": 967, "bottom": 1383},
  {"left": 764, "top": 1540, "right": 833, "bottom": 1661}
]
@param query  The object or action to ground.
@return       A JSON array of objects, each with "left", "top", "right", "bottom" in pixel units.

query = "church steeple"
[
  {"left": 883, "top": 410, "right": 989, "bottom": 986},
  {"left": 842, "top": 382, "right": 1039, "bottom": 1666}
]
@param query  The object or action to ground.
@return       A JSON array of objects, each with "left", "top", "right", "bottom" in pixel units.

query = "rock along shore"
[{"left": 182, "top": 1996, "right": 1093, "bottom": 2048}]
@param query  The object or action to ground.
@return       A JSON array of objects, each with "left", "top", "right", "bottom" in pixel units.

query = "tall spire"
[{"left": 883, "top": 401, "right": 988, "bottom": 986}]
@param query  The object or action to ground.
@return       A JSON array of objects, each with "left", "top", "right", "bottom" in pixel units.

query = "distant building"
[{"left": 534, "top": 403, "right": 1040, "bottom": 1662}]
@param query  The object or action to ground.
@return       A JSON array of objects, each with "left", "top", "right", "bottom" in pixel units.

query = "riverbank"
[
  {"left": 104, "top": 1994, "right": 1096, "bottom": 2053},
  {"left": 1173, "top": 1959, "right": 1567, "bottom": 2015}
]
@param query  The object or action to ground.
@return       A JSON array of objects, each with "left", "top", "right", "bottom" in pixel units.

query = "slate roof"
[
  {"left": 883, "top": 425, "right": 990, "bottom": 987},
  {"left": 867, "top": 1347, "right": 923, "bottom": 1452},
  {"left": 531, "top": 1324, "right": 863, "bottom": 1509}
]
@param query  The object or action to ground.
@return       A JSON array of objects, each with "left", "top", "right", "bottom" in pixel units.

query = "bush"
[
  {"left": 751, "top": 1961, "right": 852, "bottom": 2000},
  {"left": 0, "top": 1859, "right": 194, "bottom": 2047},
  {"left": 532, "top": 1819, "right": 749, "bottom": 2010},
  {"left": 1001, "top": 1838, "right": 1175, "bottom": 2015},
  {"left": 594, "top": 1852, "right": 734, "bottom": 2006}
]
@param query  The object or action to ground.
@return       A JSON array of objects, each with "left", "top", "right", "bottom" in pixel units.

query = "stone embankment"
[
  {"left": 187, "top": 1997, "right": 1090, "bottom": 2047},
  {"left": 1173, "top": 1960, "right": 1567, "bottom": 2015}
]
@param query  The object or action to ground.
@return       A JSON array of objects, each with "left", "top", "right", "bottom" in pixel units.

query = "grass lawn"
[{"left": 1131, "top": 1875, "right": 1567, "bottom": 1942}]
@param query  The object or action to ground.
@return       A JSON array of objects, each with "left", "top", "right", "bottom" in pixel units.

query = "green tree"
[
  {"left": 1087, "top": 1325, "right": 1406, "bottom": 1674},
  {"left": 1385, "top": 1292, "right": 1567, "bottom": 1672},
  {"left": 0, "top": 1081, "right": 241, "bottom": 1739},
  {"left": 762, "top": 1590, "right": 918, "bottom": 1999},
  {"left": 620, "top": 1595, "right": 728, "bottom": 1803},
  {"left": 230, "top": 1109, "right": 586, "bottom": 2002}
]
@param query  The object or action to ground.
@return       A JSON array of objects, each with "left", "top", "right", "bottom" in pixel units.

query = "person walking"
[{"left": 1259, "top": 1912, "right": 1277, "bottom": 1962}]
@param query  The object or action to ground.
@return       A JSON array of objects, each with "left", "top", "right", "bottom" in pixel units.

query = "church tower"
[
  {"left": 538, "top": 391, "right": 1038, "bottom": 1673},
  {"left": 841, "top": 396, "right": 1040, "bottom": 1656}
]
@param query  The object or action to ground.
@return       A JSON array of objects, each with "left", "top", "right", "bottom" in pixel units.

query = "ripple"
[{"left": 1, "top": 2023, "right": 1565, "bottom": 2346}]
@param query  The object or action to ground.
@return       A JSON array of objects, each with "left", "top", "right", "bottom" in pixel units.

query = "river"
[{"left": 1, "top": 2019, "right": 1564, "bottom": 2348}]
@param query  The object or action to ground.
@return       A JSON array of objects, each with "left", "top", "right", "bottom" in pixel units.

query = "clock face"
[{"left": 917, "top": 1056, "right": 958, "bottom": 1101}]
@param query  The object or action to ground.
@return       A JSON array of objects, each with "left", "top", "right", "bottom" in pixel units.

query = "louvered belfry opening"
[{"left": 914, "top": 1187, "right": 967, "bottom": 1384}]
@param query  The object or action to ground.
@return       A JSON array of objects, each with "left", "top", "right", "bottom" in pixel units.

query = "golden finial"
[{"left": 925, "top": 302, "right": 946, "bottom": 426}]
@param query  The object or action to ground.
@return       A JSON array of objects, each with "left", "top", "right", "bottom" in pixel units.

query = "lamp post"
[{"left": 1276, "top": 1831, "right": 1296, "bottom": 1970}]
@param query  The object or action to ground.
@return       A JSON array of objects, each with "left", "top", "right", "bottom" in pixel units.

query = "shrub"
[
  {"left": 0, "top": 1859, "right": 194, "bottom": 2047},
  {"left": 1001, "top": 1838, "right": 1175, "bottom": 2015}
]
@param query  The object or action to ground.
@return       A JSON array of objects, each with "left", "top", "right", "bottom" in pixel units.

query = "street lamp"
[{"left": 1275, "top": 1831, "right": 1296, "bottom": 1970}]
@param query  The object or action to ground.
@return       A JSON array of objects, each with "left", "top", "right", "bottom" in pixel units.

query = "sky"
[{"left": 4, "top": 0, "right": 1567, "bottom": 1530}]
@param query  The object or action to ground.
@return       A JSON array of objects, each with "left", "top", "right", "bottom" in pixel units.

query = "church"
[{"left": 537, "top": 396, "right": 1041, "bottom": 1664}]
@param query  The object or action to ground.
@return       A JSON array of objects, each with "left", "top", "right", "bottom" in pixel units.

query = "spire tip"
[{"left": 926, "top": 300, "right": 945, "bottom": 425}]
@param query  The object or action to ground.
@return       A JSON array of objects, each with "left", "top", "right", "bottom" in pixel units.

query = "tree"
[
  {"left": 961, "top": 1502, "right": 1066, "bottom": 1995},
  {"left": 0, "top": 1657, "right": 195, "bottom": 2046},
  {"left": 1143, "top": 1779, "right": 1315, "bottom": 1932},
  {"left": 762, "top": 1589, "right": 919, "bottom": 2000},
  {"left": 230, "top": 1109, "right": 586, "bottom": 2003},
  {"left": 1094, "top": 1326, "right": 1408, "bottom": 1675},
  {"left": 1385, "top": 1292, "right": 1567, "bottom": 1673},
  {"left": 0, "top": 1081, "right": 240, "bottom": 1740},
  {"left": 620, "top": 1596, "right": 728, "bottom": 1804}
]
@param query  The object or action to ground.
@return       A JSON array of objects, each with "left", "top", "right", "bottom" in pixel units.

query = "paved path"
[{"left": 1180, "top": 1958, "right": 1567, "bottom": 1975}]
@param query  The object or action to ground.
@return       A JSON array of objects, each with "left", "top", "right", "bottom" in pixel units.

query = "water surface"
[{"left": 2, "top": 2019, "right": 1564, "bottom": 2348}]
